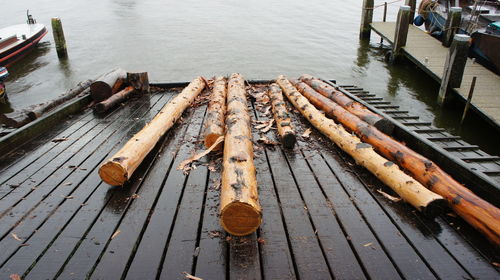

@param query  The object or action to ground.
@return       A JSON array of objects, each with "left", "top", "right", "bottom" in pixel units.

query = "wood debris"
[
  {"left": 52, "top": 137, "right": 69, "bottom": 143},
  {"left": 363, "top": 242, "right": 373, "bottom": 247},
  {"left": 11, "top": 233, "right": 22, "bottom": 241},
  {"left": 376, "top": 189, "right": 402, "bottom": 202},
  {"left": 257, "top": 136, "right": 279, "bottom": 146},
  {"left": 183, "top": 272, "right": 203, "bottom": 280},
  {"left": 302, "top": 128, "right": 312, "bottom": 138},
  {"left": 111, "top": 229, "right": 121, "bottom": 240},
  {"left": 177, "top": 136, "right": 224, "bottom": 174},
  {"left": 10, "top": 274, "right": 21, "bottom": 280},
  {"left": 254, "top": 119, "right": 274, "bottom": 133}
]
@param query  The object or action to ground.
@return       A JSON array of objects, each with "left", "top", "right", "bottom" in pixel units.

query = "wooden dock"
[
  {"left": 370, "top": 22, "right": 500, "bottom": 128},
  {"left": 0, "top": 83, "right": 498, "bottom": 279}
]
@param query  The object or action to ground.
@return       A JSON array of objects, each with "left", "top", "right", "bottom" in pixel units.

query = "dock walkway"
[{"left": 370, "top": 21, "right": 500, "bottom": 127}]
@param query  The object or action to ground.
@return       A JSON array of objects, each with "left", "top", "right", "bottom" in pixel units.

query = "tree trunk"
[
  {"left": 127, "top": 72, "right": 149, "bottom": 94},
  {"left": 99, "top": 77, "right": 206, "bottom": 186},
  {"left": 28, "top": 79, "right": 93, "bottom": 120},
  {"left": 202, "top": 76, "right": 226, "bottom": 151},
  {"left": 94, "top": 86, "right": 135, "bottom": 114},
  {"left": 268, "top": 83, "right": 296, "bottom": 148},
  {"left": 278, "top": 75, "right": 445, "bottom": 216},
  {"left": 0, "top": 110, "right": 31, "bottom": 128},
  {"left": 300, "top": 74, "right": 393, "bottom": 133},
  {"left": 220, "top": 73, "right": 261, "bottom": 236},
  {"left": 90, "top": 68, "right": 127, "bottom": 102},
  {"left": 292, "top": 79, "right": 500, "bottom": 245}
]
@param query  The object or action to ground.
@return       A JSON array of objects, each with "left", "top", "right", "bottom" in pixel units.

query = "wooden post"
[
  {"left": 405, "top": 0, "right": 416, "bottom": 24},
  {"left": 360, "top": 0, "right": 374, "bottom": 39},
  {"left": 392, "top": 6, "right": 411, "bottom": 60},
  {"left": 460, "top": 76, "right": 476, "bottom": 124},
  {"left": 383, "top": 2, "right": 388, "bottom": 22},
  {"left": 51, "top": 17, "right": 68, "bottom": 58},
  {"left": 438, "top": 34, "right": 470, "bottom": 105},
  {"left": 442, "top": 7, "right": 462, "bottom": 47}
]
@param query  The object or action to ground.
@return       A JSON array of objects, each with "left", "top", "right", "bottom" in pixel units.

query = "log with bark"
[
  {"left": 291, "top": 79, "right": 500, "bottom": 245},
  {"left": 28, "top": 79, "right": 93, "bottom": 120},
  {"left": 202, "top": 76, "right": 226, "bottom": 151},
  {"left": 99, "top": 76, "right": 206, "bottom": 186},
  {"left": 0, "top": 110, "right": 31, "bottom": 128},
  {"left": 90, "top": 68, "right": 127, "bottom": 102},
  {"left": 127, "top": 72, "right": 150, "bottom": 94},
  {"left": 277, "top": 75, "right": 445, "bottom": 216},
  {"left": 94, "top": 86, "right": 135, "bottom": 114},
  {"left": 268, "top": 83, "right": 296, "bottom": 148},
  {"left": 220, "top": 73, "right": 261, "bottom": 236},
  {"left": 299, "top": 74, "right": 393, "bottom": 133}
]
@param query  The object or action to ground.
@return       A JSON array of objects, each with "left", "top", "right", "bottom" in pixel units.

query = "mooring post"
[
  {"left": 405, "top": 0, "right": 416, "bottom": 24},
  {"left": 437, "top": 34, "right": 470, "bottom": 105},
  {"left": 51, "top": 17, "right": 68, "bottom": 58},
  {"left": 442, "top": 7, "right": 462, "bottom": 47},
  {"left": 460, "top": 76, "right": 476, "bottom": 124},
  {"left": 392, "top": 6, "right": 411, "bottom": 60},
  {"left": 360, "top": 0, "right": 374, "bottom": 39}
]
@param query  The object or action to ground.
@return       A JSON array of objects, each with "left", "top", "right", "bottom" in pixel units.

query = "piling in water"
[
  {"left": 359, "top": 0, "right": 374, "bottom": 39},
  {"left": 51, "top": 17, "right": 68, "bottom": 58},
  {"left": 442, "top": 7, "right": 462, "bottom": 48},
  {"left": 392, "top": 6, "right": 411, "bottom": 60},
  {"left": 438, "top": 34, "right": 470, "bottom": 105}
]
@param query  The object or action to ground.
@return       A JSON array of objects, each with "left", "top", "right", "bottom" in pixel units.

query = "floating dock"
[
  {"left": 0, "top": 81, "right": 498, "bottom": 279},
  {"left": 370, "top": 21, "right": 500, "bottom": 129}
]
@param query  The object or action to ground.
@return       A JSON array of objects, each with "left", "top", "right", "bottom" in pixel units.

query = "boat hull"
[{"left": 0, "top": 25, "right": 47, "bottom": 67}]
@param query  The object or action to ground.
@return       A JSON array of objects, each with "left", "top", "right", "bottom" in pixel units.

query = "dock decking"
[{"left": 370, "top": 21, "right": 500, "bottom": 128}]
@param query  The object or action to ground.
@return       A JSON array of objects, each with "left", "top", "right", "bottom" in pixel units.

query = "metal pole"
[{"left": 460, "top": 76, "right": 477, "bottom": 124}]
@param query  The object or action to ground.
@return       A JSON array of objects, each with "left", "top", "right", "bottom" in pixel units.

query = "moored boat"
[{"left": 0, "top": 67, "right": 8, "bottom": 103}]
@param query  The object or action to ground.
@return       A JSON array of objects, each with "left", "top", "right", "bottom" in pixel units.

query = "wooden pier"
[
  {"left": 0, "top": 82, "right": 498, "bottom": 279},
  {"left": 370, "top": 21, "right": 500, "bottom": 128}
]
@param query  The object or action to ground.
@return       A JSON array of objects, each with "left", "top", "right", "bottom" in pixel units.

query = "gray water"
[{"left": 1, "top": 0, "right": 498, "bottom": 155}]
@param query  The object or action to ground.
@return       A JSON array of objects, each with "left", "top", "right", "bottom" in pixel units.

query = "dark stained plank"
[{"left": 229, "top": 234, "right": 262, "bottom": 280}]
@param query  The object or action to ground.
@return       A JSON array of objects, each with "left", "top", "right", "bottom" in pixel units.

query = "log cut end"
[
  {"left": 221, "top": 201, "right": 262, "bottom": 236},
  {"left": 373, "top": 118, "right": 395, "bottom": 135},
  {"left": 282, "top": 132, "right": 296, "bottom": 149},
  {"left": 421, "top": 198, "right": 449, "bottom": 218},
  {"left": 90, "top": 81, "right": 112, "bottom": 102},
  {"left": 204, "top": 133, "right": 224, "bottom": 151},
  {"left": 99, "top": 161, "right": 128, "bottom": 186}
]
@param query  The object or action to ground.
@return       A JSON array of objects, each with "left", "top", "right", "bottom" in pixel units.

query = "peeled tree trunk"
[
  {"left": 90, "top": 68, "right": 127, "bottom": 102},
  {"left": 300, "top": 74, "right": 393, "bottom": 133},
  {"left": 94, "top": 86, "right": 135, "bottom": 114},
  {"left": 202, "top": 76, "right": 227, "bottom": 151},
  {"left": 220, "top": 73, "right": 261, "bottom": 236},
  {"left": 268, "top": 83, "right": 296, "bottom": 148},
  {"left": 99, "top": 77, "right": 206, "bottom": 186},
  {"left": 278, "top": 76, "right": 445, "bottom": 216},
  {"left": 292, "top": 79, "right": 500, "bottom": 245}
]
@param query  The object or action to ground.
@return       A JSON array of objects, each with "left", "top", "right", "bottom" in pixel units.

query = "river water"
[{"left": 0, "top": 0, "right": 498, "bottom": 154}]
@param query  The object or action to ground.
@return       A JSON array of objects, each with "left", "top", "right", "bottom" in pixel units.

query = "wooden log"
[
  {"left": 0, "top": 110, "right": 31, "bottom": 128},
  {"left": 127, "top": 72, "right": 149, "bottom": 94},
  {"left": 291, "top": 80, "right": 500, "bottom": 245},
  {"left": 99, "top": 77, "right": 206, "bottom": 186},
  {"left": 90, "top": 68, "right": 127, "bottom": 102},
  {"left": 268, "top": 83, "right": 296, "bottom": 148},
  {"left": 94, "top": 86, "right": 135, "bottom": 114},
  {"left": 202, "top": 76, "right": 226, "bottom": 151},
  {"left": 278, "top": 75, "right": 445, "bottom": 216},
  {"left": 220, "top": 73, "right": 261, "bottom": 236},
  {"left": 28, "top": 79, "right": 93, "bottom": 120},
  {"left": 299, "top": 74, "right": 393, "bottom": 133}
]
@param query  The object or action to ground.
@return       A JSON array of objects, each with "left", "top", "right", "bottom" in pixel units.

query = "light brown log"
[
  {"left": 127, "top": 72, "right": 150, "bottom": 94},
  {"left": 90, "top": 68, "right": 127, "bottom": 102},
  {"left": 99, "top": 77, "right": 206, "bottom": 186},
  {"left": 300, "top": 74, "right": 393, "bottom": 133},
  {"left": 202, "top": 76, "right": 226, "bottom": 151},
  {"left": 268, "top": 83, "right": 296, "bottom": 148},
  {"left": 94, "top": 86, "right": 135, "bottom": 114},
  {"left": 220, "top": 73, "right": 261, "bottom": 236},
  {"left": 278, "top": 75, "right": 445, "bottom": 216},
  {"left": 292, "top": 79, "right": 500, "bottom": 245},
  {"left": 28, "top": 79, "right": 93, "bottom": 120}
]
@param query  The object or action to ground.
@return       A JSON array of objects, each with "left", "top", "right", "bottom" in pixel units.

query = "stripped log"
[
  {"left": 0, "top": 110, "right": 31, "bottom": 128},
  {"left": 299, "top": 74, "right": 393, "bottom": 133},
  {"left": 90, "top": 68, "right": 127, "bottom": 102},
  {"left": 278, "top": 75, "right": 445, "bottom": 216},
  {"left": 292, "top": 79, "right": 500, "bottom": 245},
  {"left": 268, "top": 83, "right": 296, "bottom": 148},
  {"left": 94, "top": 86, "right": 135, "bottom": 114},
  {"left": 220, "top": 73, "right": 261, "bottom": 236},
  {"left": 202, "top": 76, "right": 226, "bottom": 151},
  {"left": 99, "top": 77, "right": 206, "bottom": 186},
  {"left": 28, "top": 79, "right": 93, "bottom": 120},
  {"left": 127, "top": 72, "right": 150, "bottom": 94}
]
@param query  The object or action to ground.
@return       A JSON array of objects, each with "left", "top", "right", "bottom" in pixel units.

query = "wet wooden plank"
[{"left": 229, "top": 235, "right": 262, "bottom": 280}]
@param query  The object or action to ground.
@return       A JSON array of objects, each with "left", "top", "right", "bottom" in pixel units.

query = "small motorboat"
[
  {"left": 0, "top": 11, "right": 47, "bottom": 67},
  {"left": 0, "top": 67, "right": 8, "bottom": 103}
]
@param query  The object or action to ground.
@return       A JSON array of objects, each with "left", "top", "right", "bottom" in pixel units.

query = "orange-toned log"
[
  {"left": 291, "top": 79, "right": 500, "bottom": 245},
  {"left": 99, "top": 77, "right": 206, "bottom": 186},
  {"left": 268, "top": 83, "right": 296, "bottom": 148},
  {"left": 278, "top": 75, "right": 445, "bottom": 216},
  {"left": 300, "top": 74, "right": 393, "bottom": 133},
  {"left": 94, "top": 86, "right": 135, "bottom": 114},
  {"left": 202, "top": 76, "right": 227, "bottom": 151},
  {"left": 220, "top": 73, "right": 261, "bottom": 236}
]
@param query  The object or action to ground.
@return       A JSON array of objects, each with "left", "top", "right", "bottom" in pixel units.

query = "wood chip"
[
  {"left": 177, "top": 136, "right": 224, "bottom": 174},
  {"left": 111, "top": 229, "right": 121, "bottom": 240},
  {"left": 10, "top": 274, "right": 21, "bottom": 280},
  {"left": 302, "top": 128, "right": 312, "bottom": 138},
  {"left": 363, "top": 242, "right": 373, "bottom": 247},
  {"left": 183, "top": 272, "right": 203, "bottom": 280},
  {"left": 376, "top": 189, "right": 402, "bottom": 202},
  {"left": 11, "top": 233, "right": 22, "bottom": 241},
  {"left": 257, "top": 136, "right": 279, "bottom": 146},
  {"left": 52, "top": 137, "right": 69, "bottom": 143}
]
